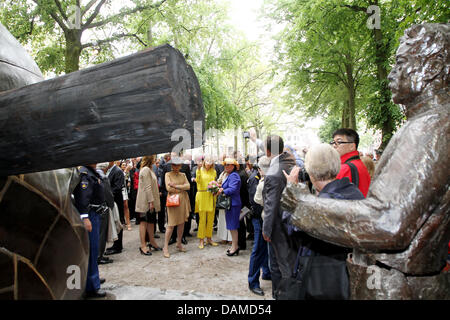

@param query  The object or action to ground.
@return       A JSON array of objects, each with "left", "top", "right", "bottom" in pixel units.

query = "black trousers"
[
  {"left": 238, "top": 218, "right": 247, "bottom": 250},
  {"left": 157, "top": 209, "right": 166, "bottom": 232},
  {"left": 268, "top": 242, "right": 282, "bottom": 299},
  {"left": 159, "top": 193, "right": 167, "bottom": 232},
  {"left": 245, "top": 215, "right": 254, "bottom": 235},
  {"left": 110, "top": 192, "right": 124, "bottom": 251},
  {"left": 97, "top": 210, "right": 110, "bottom": 261},
  {"left": 128, "top": 190, "right": 137, "bottom": 220}
]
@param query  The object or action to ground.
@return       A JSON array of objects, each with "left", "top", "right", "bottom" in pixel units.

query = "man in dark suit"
[
  {"left": 247, "top": 162, "right": 271, "bottom": 296},
  {"left": 105, "top": 161, "right": 125, "bottom": 255},
  {"left": 262, "top": 135, "right": 297, "bottom": 300}
]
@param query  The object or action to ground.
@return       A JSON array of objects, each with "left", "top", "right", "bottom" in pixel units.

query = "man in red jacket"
[{"left": 331, "top": 128, "right": 371, "bottom": 197}]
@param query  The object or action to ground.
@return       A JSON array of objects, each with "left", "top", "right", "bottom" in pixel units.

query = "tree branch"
[
  {"left": 83, "top": 0, "right": 167, "bottom": 30},
  {"left": 342, "top": 4, "right": 368, "bottom": 14},
  {"left": 81, "top": 33, "right": 147, "bottom": 49},
  {"left": 242, "top": 102, "right": 270, "bottom": 112},
  {"left": 302, "top": 68, "right": 346, "bottom": 85},
  {"left": 81, "top": 0, "right": 98, "bottom": 18},
  {"left": 54, "top": 0, "right": 68, "bottom": 21},
  {"left": 32, "top": 0, "right": 68, "bottom": 31},
  {"left": 82, "top": 0, "right": 108, "bottom": 29}
]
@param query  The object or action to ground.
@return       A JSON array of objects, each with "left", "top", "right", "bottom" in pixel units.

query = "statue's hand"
[
  {"left": 283, "top": 166, "right": 300, "bottom": 184},
  {"left": 282, "top": 181, "right": 309, "bottom": 213}
]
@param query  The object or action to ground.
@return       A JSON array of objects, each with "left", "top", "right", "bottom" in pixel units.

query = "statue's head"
[{"left": 388, "top": 23, "right": 449, "bottom": 107}]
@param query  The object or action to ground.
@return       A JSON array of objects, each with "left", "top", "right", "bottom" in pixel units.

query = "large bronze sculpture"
[
  {"left": 0, "top": 22, "right": 204, "bottom": 299},
  {"left": 282, "top": 23, "right": 449, "bottom": 299}
]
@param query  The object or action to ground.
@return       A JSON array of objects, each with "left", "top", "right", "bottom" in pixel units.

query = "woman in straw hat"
[
  {"left": 217, "top": 158, "right": 242, "bottom": 256},
  {"left": 163, "top": 156, "right": 191, "bottom": 258}
]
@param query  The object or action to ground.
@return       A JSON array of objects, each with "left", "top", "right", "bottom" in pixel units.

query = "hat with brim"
[
  {"left": 223, "top": 158, "right": 239, "bottom": 170},
  {"left": 168, "top": 157, "right": 183, "bottom": 165}
]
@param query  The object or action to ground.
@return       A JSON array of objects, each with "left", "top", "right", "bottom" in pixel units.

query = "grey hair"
[
  {"left": 257, "top": 156, "right": 271, "bottom": 174},
  {"left": 96, "top": 162, "right": 109, "bottom": 170},
  {"left": 305, "top": 143, "right": 341, "bottom": 181}
]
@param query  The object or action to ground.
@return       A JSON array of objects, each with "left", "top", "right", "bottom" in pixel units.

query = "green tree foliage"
[
  {"left": 266, "top": 0, "right": 373, "bottom": 132},
  {"left": 318, "top": 115, "right": 341, "bottom": 144},
  {"left": 264, "top": 0, "right": 449, "bottom": 148},
  {"left": 0, "top": 0, "right": 167, "bottom": 74},
  {"left": 0, "top": 0, "right": 258, "bottom": 131}
]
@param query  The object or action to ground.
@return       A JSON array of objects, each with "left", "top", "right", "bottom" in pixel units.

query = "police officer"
[{"left": 73, "top": 163, "right": 107, "bottom": 298}]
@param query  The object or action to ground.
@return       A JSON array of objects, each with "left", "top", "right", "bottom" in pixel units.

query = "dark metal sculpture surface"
[
  {"left": 0, "top": 23, "right": 43, "bottom": 92},
  {"left": 0, "top": 22, "right": 88, "bottom": 300},
  {"left": 281, "top": 23, "right": 450, "bottom": 299}
]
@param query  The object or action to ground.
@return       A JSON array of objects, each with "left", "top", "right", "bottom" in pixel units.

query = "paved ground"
[{"left": 96, "top": 220, "right": 273, "bottom": 300}]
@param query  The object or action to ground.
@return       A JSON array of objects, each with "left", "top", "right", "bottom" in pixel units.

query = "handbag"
[
  {"left": 166, "top": 193, "right": 180, "bottom": 207},
  {"left": 292, "top": 246, "right": 350, "bottom": 300},
  {"left": 216, "top": 193, "right": 231, "bottom": 210}
]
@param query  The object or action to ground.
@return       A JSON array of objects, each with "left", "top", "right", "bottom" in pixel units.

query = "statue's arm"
[
  {"left": 282, "top": 113, "right": 449, "bottom": 251},
  {"left": 282, "top": 184, "right": 395, "bottom": 251}
]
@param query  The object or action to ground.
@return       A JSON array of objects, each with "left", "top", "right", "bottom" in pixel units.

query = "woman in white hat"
[{"left": 163, "top": 156, "right": 191, "bottom": 258}]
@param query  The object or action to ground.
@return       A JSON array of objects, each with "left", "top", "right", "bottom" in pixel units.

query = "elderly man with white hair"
[
  {"left": 282, "top": 143, "right": 364, "bottom": 300},
  {"left": 286, "top": 144, "right": 365, "bottom": 199}
]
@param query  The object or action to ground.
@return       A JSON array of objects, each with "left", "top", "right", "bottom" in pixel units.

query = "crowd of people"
[
  {"left": 70, "top": 23, "right": 450, "bottom": 300},
  {"left": 73, "top": 127, "right": 449, "bottom": 300}
]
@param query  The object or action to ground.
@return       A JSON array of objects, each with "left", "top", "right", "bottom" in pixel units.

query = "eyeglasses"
[{"left": 330, "top": 140, "right": 354, "bottom": 146}]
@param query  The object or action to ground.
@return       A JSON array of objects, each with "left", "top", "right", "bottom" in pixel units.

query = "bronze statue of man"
[{"left": 281, "top": 23, "right": 449, "bottom": 299}]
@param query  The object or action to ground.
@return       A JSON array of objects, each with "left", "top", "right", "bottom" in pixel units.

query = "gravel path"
[{"left": 98, "top": 221, "right": 273, "bottom": 300}]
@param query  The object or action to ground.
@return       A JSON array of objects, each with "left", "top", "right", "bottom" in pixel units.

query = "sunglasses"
[{"left": 330, "top": 141, "right": 354, "bottom": 146}]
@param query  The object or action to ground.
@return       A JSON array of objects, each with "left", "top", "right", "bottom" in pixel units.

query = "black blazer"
[
  {"left": 262, "top": 152, "right": 296, "bottom": 239},
  {"left": 108, "top": 165, "right": 125, "bottom": 196}
]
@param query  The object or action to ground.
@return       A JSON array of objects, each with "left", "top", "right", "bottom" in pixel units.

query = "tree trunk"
[
  {"left": 371, "top": 0, "right": 398, "bottom": 149},
  {"left": 64, "top": 29, "right": 82, "bottom": 73},
  {"left": 342, "top": 100, "right": 350, "bottom": 128},
  {"left": 344, "top": 61, "right": 357, "bottom": 130},
  {"left": 0, "top": 44, "right": 205, "bottom": 176},
  {"left": 373, "top": 25, "right": 394, "bottom": 149}
]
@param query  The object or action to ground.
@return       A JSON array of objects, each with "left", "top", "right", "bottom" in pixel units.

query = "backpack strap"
[{"left": 344, "top": 156, "right": 360, "bottom": 187}]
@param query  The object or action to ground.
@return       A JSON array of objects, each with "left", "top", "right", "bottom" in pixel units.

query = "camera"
[
  {"left": 298, "top": 167, "right": 310, "bottom": 183},
  {"left": 298, "top": 167, "right": 314, "bottom": 193}
]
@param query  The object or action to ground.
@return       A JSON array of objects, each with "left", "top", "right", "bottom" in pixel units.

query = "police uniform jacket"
[{"left": 73, "top": 166, "right": 105, "bottom": 219}]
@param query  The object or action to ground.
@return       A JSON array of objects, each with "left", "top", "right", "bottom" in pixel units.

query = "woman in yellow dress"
[
  {"left": 195, "top": 156, "right": 218, "bottom": 249},
  {"left": 163, "top": 157, "right": 191, "bottom": 258}
]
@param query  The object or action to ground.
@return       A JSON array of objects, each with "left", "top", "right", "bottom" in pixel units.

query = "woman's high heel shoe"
[
  {"left": 163, "top": 249, "right": 170, "bottom": 258},
  {"left": 139, "top": 247, "right": 152, "bottom": 256},
  {"left": 226, "top": 248, "right": 239, "bottom": 256}
]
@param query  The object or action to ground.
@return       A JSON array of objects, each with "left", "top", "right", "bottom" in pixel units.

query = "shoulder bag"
[
  {"left": 291, "top": 245, "right": 350, "bottom": 300},
  {"left": 216, "top": 193, "right": 231, "bottom": 210},
  {"left": 166, "top": 193, "right": 180, "bottom": 207}
]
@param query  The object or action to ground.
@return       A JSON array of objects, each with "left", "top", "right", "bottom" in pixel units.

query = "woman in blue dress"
[{"left": 218, "top": 158, "right": 242, "bottom": 256}]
